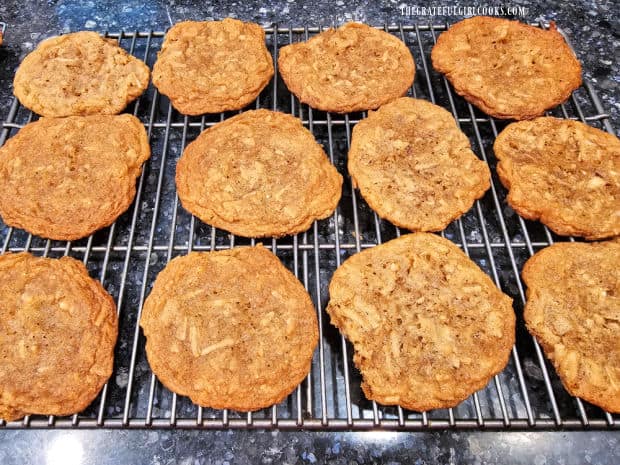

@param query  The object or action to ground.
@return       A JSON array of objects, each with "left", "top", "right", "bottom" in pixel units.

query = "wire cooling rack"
[{"left": 0, "top": 22, "right": 617, "bottom": 430}]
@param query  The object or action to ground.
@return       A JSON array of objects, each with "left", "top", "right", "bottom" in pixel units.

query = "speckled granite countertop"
[{"left": 0, "top": 1, "right": 619, "bottom": 464}]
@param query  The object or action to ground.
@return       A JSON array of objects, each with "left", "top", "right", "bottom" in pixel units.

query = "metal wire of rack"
[{"left": 0, "top": 22, "right": 617, "bottom": 430}]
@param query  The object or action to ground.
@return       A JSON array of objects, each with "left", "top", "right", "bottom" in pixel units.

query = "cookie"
[
  {"left": 326, "top": 233, "right": 515, "bottom": 411},
  {"left": 0, "top": 253, "right": 117, "bottom": 422},
  {"left": 140, "top": 245, "right": 318, "bottom": 411},
  {"left": 278, "top": 22, "right": 415, "bottom": 113},
  {"left": 152, "top": 19, "right": 274, "bottom": 115},
  {"left": 494, "top": 117, "right": 620, "bottom": 240},
  {"left": 0, "top": 114, "right": 150, "bottom": 241},
  {"left": 176, "top": 109, "right": 342, "bottom": 238},
  {"left": 523, "top": 241, "right": 620, "bottom": 413},
  {"left": 13, "top": 31, "right": 150, "bottom": 117},
  {"left": 431, "top": 17, "right": 582, "bottom": 120},
  {"left": 348, "top": 97, "right": 490, "bottom": 232}
]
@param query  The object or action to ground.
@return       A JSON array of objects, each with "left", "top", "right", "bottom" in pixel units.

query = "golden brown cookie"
[
  {"left": 494, "top": 117, "right": 620, "bottom": 240},
  {"left": 140, "top": 245, "right": 318, "bottom": 411},
  {"left": 152, "top": 19, "right": 274, "bottom": 115},
  {"left": 0, "top": 253, "right": 117, "bottom": 422},
  {"left": 278, "top": 22, "right": 415, "bottom": 113},
  {"left": 13, "top": 31, "right": 150, "bottom": 117},
  {"left": 348, "top": 97, "right": 490, "bottom": 232},
  {"left": 176, "top": 109, "right": 342, "bottom": 238},
  {"left": 523, "top": 241, "right": 620, "bottom": 413},
  {"left": 0, "top": 114, "right": 150, "bottom": 241},
  {"left": 326, "top": 233, "right": 515, "bottom": 411},
  {"left": 431, "top": 17, "right": 582, "bottom": 120}
]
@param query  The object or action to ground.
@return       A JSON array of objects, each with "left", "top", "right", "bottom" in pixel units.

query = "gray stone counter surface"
[{"left": 0, "top": 1, "right": 618, "bottom": 464}]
